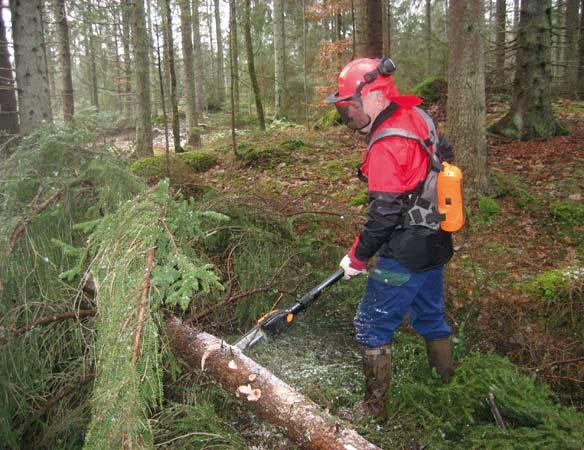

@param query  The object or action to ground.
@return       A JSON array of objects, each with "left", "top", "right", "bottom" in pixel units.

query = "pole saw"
[{"left": 234, "top": 268, "right": 345, "bottom": 352}]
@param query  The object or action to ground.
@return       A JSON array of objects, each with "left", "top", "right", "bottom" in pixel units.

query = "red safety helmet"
[{"left": 326, "top": 57, "right": 421, "bottom": 130}]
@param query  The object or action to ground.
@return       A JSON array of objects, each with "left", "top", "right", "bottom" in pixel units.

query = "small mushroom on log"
[{"left": 165, "top": 316, "right": 381, "bottom": 450}]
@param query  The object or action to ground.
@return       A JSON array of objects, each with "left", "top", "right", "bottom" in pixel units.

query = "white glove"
[{"left": 339, "top": 255, "right": 367, "bottom": 280}]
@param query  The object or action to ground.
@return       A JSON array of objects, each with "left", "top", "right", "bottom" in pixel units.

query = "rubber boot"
[
  {"left": 360, "top": 344, "right": 392, "bottom": 420},
  {"left": 426, "top": 338, "right": 455, "bottom": 382}
]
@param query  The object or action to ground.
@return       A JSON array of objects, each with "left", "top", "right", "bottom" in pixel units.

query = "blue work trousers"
[{"left": 354, "top": 257, "right": 451, "bottom": 348}]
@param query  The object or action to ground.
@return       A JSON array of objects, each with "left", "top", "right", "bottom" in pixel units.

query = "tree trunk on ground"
[
  {"left": 274, "top": 0, "right": 286, "bottom": 118},
  {"left": 53, "top": 0, "right": 74, "bottom": 121},
  {"left": 11, "top": 0, "right": 53, "bottom": 135},
  {"left": 122, "top": 1, "right": 134, "bottom": 124},
  {"left": 489, "top": 0, "right": 562, "bottom": 140},
  {"left": 579, "top": 0, "right": 584, "bottom": 97},
  {"left": 446, "top": 0, "right": 488, "bottom": 193},
  {"left": 229, "top": 0, "right": 240, "bottom": 122},
  {"left": 214, "top": 0, "right": 226, "bottom": 106},
  {"left": 130, "top": 0, "right": 153, "bottom": 157},
  {"left": 191, "top": 0, "right": 205, "bottom": 112},
  {"left": 563, "top": 0, "right": 579, "bottom": 96},
  {"left": 495, "top": 0, "right": 506, "bottom": 90},
  {"left": 179, "top": 0, "right": 200, "bottom": 147},
  {"left": 354, "top": 0, "right": 383, "bottom": 57},
  {"left": 0, "top": 11, "right": 18, "bottom": 134},
  {"left": 165, "top": 317, "right": 382, "bottom": 450},
  {"left": 425, "top": 0, "right": 432, "bottom": 76},
  {"left": 163, "top": 0, "right": 182, "bottom": 153},
  {"left": 244, "top": 0, "right": 265, "bottom": 130}
]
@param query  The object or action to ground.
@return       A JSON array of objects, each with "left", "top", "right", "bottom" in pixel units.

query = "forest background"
[{"left": 1, "top": 0, "right": 584, "bottom": 449}]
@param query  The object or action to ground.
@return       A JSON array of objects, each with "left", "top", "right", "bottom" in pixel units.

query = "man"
[{"left": 326, "top": 58, "right": 455, "bottom": 420}]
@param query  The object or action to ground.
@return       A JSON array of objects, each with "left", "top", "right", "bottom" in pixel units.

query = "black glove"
[{"left": 437, "top": 135, "right": 454, "bottom": 163}]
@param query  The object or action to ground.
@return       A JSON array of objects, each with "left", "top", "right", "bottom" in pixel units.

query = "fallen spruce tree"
[{"left": 165, "top": 316, "right": 380, "bottom": 450}]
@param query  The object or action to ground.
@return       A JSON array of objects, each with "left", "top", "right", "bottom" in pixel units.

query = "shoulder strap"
[{"left": 367, "top": 108, "right": 442, "bottom": 172}]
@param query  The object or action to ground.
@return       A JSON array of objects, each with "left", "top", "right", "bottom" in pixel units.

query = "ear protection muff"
[{"left": 363, "top": 57, "right": 397, "bottom": 83}]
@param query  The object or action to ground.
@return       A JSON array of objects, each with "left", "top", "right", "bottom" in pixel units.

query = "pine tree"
[
  {"left": 243, "top": 0, "right": 265, "bottom": 130},
  {"left": 354, "top": 0, "right": 383, "bottom": 57},
  {"left": 52, "top": 0, "right": 74, "bottom": 121},
  {"left": 0, "top": 11, "right": 17, "bottom": 133},
  {"left": 274, "top": 0, "right": 286, "bottom": 118}
]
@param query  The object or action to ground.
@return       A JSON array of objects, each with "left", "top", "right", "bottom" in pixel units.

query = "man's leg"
[
  {"left": 408, "top": 265, "right": 454, "bottom": 382},
  {"left": 354, "top": 258, "right": 426, "bottom": 418}
]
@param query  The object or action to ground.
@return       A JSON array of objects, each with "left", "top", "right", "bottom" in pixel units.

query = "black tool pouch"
[{"left": 388, "top": 227, "right": 453, "bottom": 272}]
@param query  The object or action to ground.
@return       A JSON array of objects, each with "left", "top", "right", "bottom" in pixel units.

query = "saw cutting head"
[{"left": 233, "top": 310, "right": 294, "bottom": 351}]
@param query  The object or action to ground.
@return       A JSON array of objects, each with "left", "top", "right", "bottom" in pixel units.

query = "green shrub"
[
  {"left": 314, "top": 109, "right": 342, "bottom": 129},
  {"left": 412, "top": 77, "right": 447, "bottom": 105}
]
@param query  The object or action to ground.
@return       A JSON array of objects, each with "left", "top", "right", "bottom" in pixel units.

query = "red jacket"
[{"left": 349, "top": 105, "right": 433, "bottom": 267}]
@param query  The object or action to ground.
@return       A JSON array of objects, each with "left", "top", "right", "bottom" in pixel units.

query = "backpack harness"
[{"left": 364, "top": 106, "right": 446, "bottom": 231}]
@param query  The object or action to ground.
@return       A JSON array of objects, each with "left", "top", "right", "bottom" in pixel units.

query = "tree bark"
[
  {"left": 229, "top": 0, "right": 240, "bottom": 121},
  {"left": 244, "top": 0, "right": 265, "bottom": 130},
  {"left": 11, "top": 0, "right": 53, "bottom": 135},
  {"left": 122, "top": 0, "right": 134, "bottom": 124},
  {"left": 179, "top": 0, "right": 201, "bottom": 147},
  {"left": 0, "top": 11, "right": 18, "bottom": 134},
  {"left": 274, "top": 0, "right": 286, "bottom": 118},
  {"left": 165, "top": 316, "right": 382, "bottom": 450},
  {"left": 129, "top": 0, "right": 153, "bottom": 156},
  {"left": 446, "top": 0, "right": 488, "bottom": 193},
  {"left": 579, "top": 0, "right": 584, "bottom": 97},
  {"left": 495, "top": 0, "right": 506, "bottom": 90},
  {"left": 425, "top": 0, "right": 432, "bottom": 76},
  {"left": 382, "top": 0, "right": 392, "bottom": 56},
  {"left": 354, "top": 0, "right": 383, "bottom": 57},
  {"left": 53, "top": 0, "right": 74, "bottom": 121},
  {"left": 191, "top": 0, "right": 205, "bottom": 112},
  {"left": 214, "top": 0, "right": 226, "bottom": 106},
  {"left": 163, "top": 0, "right": 182, "bottom": 153},
  {"left": 489, "top": 0, "right": 562, "bottom": 140},
  {"left": 563, "top": 0, "right": 579, "bottom": 95}
]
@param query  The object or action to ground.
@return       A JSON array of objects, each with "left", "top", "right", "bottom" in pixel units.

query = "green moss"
[
  {"left": 412, "top": 77, "right": 447, "bottom": 104},
  {"left": 236, "top": 143, "right": 286, "bottom": 167},
  {"left": 130, "top": 151, "right": 217, "bottom": 179},
  {"left": 525, "top": 266, "right": 583, "bottom": 302},
  {"left": 549, "top": 200, "right": 584, "bottom": 229},
  {"left": 280, "top": 138, "right": 309, "bottom": 152},
  {"left": 314, "top": 109, "right": 342, "bottom": 129},
  {"left": 490, "top": 172, "right": 534, "bottom": 208},
  {"left": 349, "top": 190, "right": 368, "bottom": 206},
  {"left": 478, "top": 197, "right": 501, "bottom": 217}
]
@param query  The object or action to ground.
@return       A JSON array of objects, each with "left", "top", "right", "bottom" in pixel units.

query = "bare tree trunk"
[
  {"left": 490, "top": 0, "right": 562, "bottom": 140},
  {"left": 354, "top": 0, "right": 383, "bottom": 57},
  {"left": 229, "top": 0, "right": 240, "bottom": 121},
  {"left": 382, "top": 0, "right": 391, "bottom": 56},
  {"left": 229, "top": 21, "right": 237, "bottom": 157},
  {"left": 191, "top": 0, "right": 205, "bottom": 112},
  {"left": 244, "top": 0, "right": 265, "bottom": 130},
  {"left": 179, "top": 0, "right": 201, "bottom": 147},
  {"left": 426, "top": 0, "right": 432, "bottom": 76},
  {"left": 11, "top": 0, "right": 53, "bottom": 135},
  {"left": 163, "top": 0, "right": 182, "bottom": 153},
  {"left": 214, "top": 0, "right": 226, "bottom": 106},
  {"left": 165, "top": 317, "right": 382, "bottom": 450},
  {"left": 130, "top": 0, "right": 153, "bottom": 157},
  {"left": 495, "top": 0, "right": 507, "bottom": 90},
  {"left": 53, "top": 0, "right": 74, "bottom": 121},
  {"left": 446, "top": 0, "right": 488, "bottom": 193},
  {"left": 122, "top": 1, "right": 134, "bottom": 124},
  {"left": 0, "top": 11, "right": 18, "bottom": 134},
  {"left": 579, "top": 0, "right": 584, "bottom": 97},
  {"left": 274, "top": 0, "right": 286, "bottom": 118},
  {"left": 563, "top": 0, "right": 579, "bottom": 96},
  {"left": 113, "top": 19, "right": 124, "bottom": 113},
  {"left": 555, "top": 0, "right": 565, "bottom": 81}
]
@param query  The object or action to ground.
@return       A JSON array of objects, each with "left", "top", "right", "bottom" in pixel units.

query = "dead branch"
[
  {"left": 13, "top": 309, "right": 96, "bottom": 335},
  {"left": 17, "top": 373, "right": 95, "bottom": 434},
  {"left": 132, "top": 247, "right": 156, "bottom": 363},
  {"left": 486, "top": 392, "right": 507, "bottom": 429},
  {"left": 165, "top": 316, "right": 381, "bottom": 450}
]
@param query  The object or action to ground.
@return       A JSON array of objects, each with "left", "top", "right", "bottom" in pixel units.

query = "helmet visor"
[{"left": 335, "top": 99, "right": 371, "bottom": 130}]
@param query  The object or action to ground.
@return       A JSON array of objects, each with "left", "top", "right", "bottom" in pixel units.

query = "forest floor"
[{"left": 126, "top": 100, "right": 584, "bottom": 449}]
